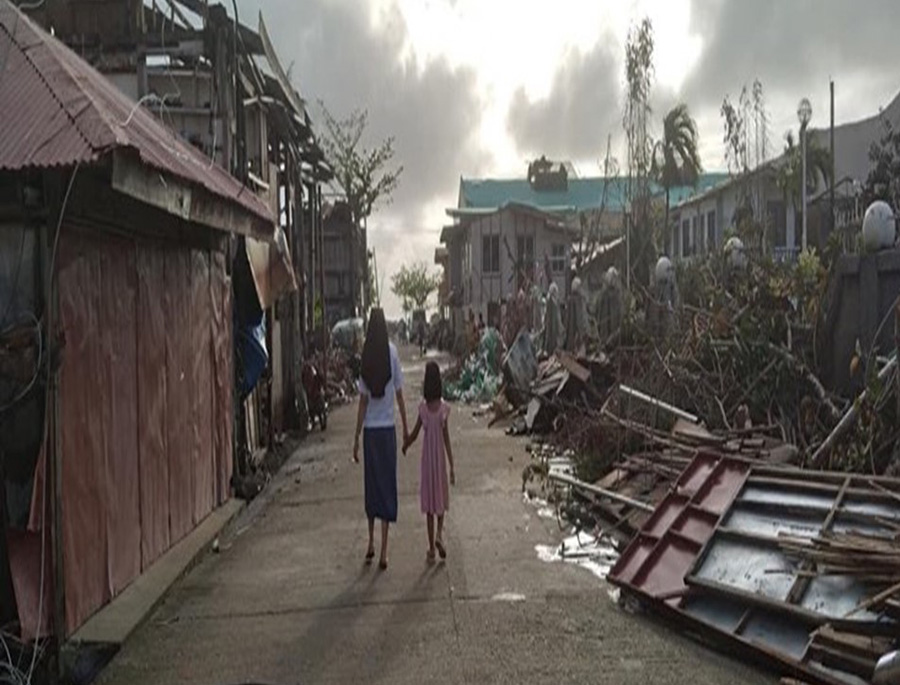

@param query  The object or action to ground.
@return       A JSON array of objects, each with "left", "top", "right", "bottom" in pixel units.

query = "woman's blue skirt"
[{"left": 364, "top": 427, "right": 398, "bottom": 522}]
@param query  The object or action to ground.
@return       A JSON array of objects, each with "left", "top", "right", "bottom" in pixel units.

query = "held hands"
[
  {"left": 352, "top": 435, "right": 360, "bottom": 464},
  {"left": 401, "top": 427, "right": 411, "bottom": 456}
]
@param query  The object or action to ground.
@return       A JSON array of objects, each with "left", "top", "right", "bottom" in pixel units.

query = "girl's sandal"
[
  {"left": 364, "top": 549, "right": 375, "bottom": 565},
  {"left": 378, "top": 558, "right": 388, "bottom": 571},
  {"left": 426, "top": 549, "right": 436, "bottom": 564},
  {"left": 435, "top": 540, "right": 447, "bottom": 560}
]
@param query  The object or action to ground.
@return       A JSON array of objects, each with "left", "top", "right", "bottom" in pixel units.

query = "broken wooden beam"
[
  {"left": 811, "top": 354, "right": 898, "bottom": 467},
  {"left": 617, "top": 384, "right": 700, "bottom": 424},
  {"left": 548, "top": 471, "right": 654, "bottom": 512}
]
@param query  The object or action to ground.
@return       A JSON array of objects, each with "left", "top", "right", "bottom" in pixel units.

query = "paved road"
[{"left": 98, "top": 351, "right": 772, "bottom": 685}]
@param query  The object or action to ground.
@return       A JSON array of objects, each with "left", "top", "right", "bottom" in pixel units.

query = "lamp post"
[{"left": 798, "top": 97, "right": 812, "bottom": 252}]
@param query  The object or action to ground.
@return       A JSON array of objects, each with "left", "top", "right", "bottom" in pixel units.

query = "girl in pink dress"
[{"left": 403, "top": 361, "right": 455, "bottom": 562}]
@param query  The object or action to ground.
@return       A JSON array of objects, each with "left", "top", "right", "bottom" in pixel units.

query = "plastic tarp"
[
  {"left": 136, "top": 245, "right": 170, "bottom": 567},
  {"left": 191, "top": 250, "right": 214, "bottom": 525},
  {"left": 445, "top": 328, "right": 504, "bottom": 404},
  {"left": 165, "top": 248, "right": 193, "bottom": 546},
  {"left": 55, "top": 229, "right": 233, "bottom": 636}
]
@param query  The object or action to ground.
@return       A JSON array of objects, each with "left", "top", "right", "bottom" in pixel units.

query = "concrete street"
[{"left": 97, "top": 351, "right": 772, "bottom": 685}]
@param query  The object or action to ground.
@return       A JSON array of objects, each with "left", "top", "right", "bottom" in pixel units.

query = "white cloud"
[{"left": 245, "top": 0, "right": 900, "bottom": 316}]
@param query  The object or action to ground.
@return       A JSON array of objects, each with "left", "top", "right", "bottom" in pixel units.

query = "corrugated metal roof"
[
  {"left": 458, "top": 173, "right": 730, "bottom": 214},
  {"left": 0, "top": 0, "right": 273, "bottom": 229}
]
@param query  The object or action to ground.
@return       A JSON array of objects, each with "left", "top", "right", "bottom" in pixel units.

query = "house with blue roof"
[{"left": 439, "top": 159, "right": 727, "bottom": 333}]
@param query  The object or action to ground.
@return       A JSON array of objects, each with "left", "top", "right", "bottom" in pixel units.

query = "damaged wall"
[{"left": 54, "top": 226, "right": 233, "bottom": 636}]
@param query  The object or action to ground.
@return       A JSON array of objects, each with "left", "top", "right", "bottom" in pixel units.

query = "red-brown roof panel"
[{"left": 0, "top": 0, "right": 273, "bottom": 232}]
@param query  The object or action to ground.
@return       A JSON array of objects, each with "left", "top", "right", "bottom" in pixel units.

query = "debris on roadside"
[
  {"left": 445, "top": 327, "right": 504, "bottom": 403},
  {"left": 456, "top": 244, "right": 900, "bottom": 684}
]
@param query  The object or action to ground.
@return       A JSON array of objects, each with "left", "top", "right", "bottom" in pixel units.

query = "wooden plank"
[
  {"left": 786, "top": 477, "right": 850, "bottom": 605},
  {"left": 557, "top": 351, "right": 590, "bottom": 384},
  {"left": 807, "top": 643, "right": 875, "bottom": 680},
  {"left": 111, "top": 149, "right": 273, "bottom": 239}
]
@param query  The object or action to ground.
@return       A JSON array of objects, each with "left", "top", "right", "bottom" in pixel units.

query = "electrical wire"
[
  {"left": 0, "top": 632, "right": 26, "bottom": 684},
  {"left": 0, "top": 161, "right": 79, "bottom": 684}
]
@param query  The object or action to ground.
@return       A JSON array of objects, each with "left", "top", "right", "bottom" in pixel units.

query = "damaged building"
[{"left": 0, "top": 0, "right": 340, "bottom": 649}]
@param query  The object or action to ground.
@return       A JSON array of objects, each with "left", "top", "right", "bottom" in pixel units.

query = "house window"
[
  {"left": 550, "top": 244, "right": 566, "bottom": 273},
  {"left": 767, "top": 200, "right": 787, "bottom": 248},
  {"left": 691, "top": 216, "right": 698, "bottom": 254},
  {"left": 673, "top": 225, "right": 680, "bottom": 258},
  {"left": 516, "top": 235, "right": 535, "bottom": 285},
  {"left": 682, "top": 219, "right": 690, "bottom": 257},
  {"left": 482, "top": 234, "right": 500, "bottom": 274},
  {"left": 516, "top": 236, "right": 535, "bottom": 264},
  {"left": 707, "top": 211, "right": 716, "bottom": 250},
  {"left": 698, "top": 214, "right": 705, "bottom": 254}
]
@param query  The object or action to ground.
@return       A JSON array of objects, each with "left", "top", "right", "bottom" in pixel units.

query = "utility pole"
[
  {"left": 830, "top": 80, "right": 836, "bottom": 238},
  {"left": 797, "top": 97, "right": 812, "bottom": 252}
]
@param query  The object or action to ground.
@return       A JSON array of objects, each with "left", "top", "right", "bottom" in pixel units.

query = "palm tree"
[
  {"left": 776, "top": 130, "right": 832, "bottom": 208},
  {"left": 653, "top": 104, "right": 703, "bottom": 246}
]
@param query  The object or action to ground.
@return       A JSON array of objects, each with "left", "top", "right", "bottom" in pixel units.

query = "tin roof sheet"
[{"left": 0, "top": 0, "right": 273, "bottom": 229}]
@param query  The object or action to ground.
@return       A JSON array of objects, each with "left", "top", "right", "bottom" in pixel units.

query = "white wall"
[{"left": 460, "top": 208, "right": 572, "bottom": 321}]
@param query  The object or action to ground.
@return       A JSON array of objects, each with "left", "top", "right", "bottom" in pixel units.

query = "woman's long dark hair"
[{"left": 361, "top": 308, "right": 391, "bottom": 398}]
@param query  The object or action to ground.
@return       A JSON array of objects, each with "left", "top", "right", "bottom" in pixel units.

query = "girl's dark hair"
[
  {"left": 361, "top": 308, "right": 391, "bottom": 398},
  {"left": 423, "top": 361, "right": 442, "bottom": 402}
]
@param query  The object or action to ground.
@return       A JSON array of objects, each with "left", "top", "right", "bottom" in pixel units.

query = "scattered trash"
[{"left": 535, "top": 530, "right": 620, "bottom": 582}]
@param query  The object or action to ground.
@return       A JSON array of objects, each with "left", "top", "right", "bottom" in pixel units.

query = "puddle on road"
[
  {"left": 522, "top": 491, "right": 557, "bottom": 520},
  {"left": 534, "top": 530, "right": 620, "bottom": 582},
  {"left": 491, "top": 592, "right": 526, "bottom": 602}
]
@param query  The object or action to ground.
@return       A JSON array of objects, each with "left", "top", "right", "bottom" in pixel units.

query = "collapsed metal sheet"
[{"left": 609, "top": 456, "right": 900, "bottom": 685}]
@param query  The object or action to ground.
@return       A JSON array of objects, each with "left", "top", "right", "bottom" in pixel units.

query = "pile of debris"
[
  {"left": 444, "top": 327, "right": 504, "bottom": 403},
  {"left": 486, "top": 257, "right": 900, "bottom": 682},
  {"left": 309, "top": 347, "right": 359, "bottom": 405},
  {"left": 510, "top": 354, "right": 900, "bottom": 684}
]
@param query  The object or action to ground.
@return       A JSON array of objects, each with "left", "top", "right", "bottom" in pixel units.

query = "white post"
[{"left": 801, "top": 124, "right": 808, "bottom": 252}]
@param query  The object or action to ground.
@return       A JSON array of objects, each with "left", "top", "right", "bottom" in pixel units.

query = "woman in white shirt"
[{"left": 352, "top": 308, "right": 409, "bottom": 570}]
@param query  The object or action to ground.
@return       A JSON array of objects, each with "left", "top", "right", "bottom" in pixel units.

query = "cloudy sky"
[{"left": 243, "top": 0, "right": 900, "bottom": 317}]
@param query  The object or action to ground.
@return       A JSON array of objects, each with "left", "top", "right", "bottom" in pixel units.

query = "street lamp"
[{"left": 798, "top": 97, "right": 812, "bottom": 252}]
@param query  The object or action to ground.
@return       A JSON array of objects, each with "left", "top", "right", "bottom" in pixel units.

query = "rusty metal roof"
[{"left": 0, "top": 0, "right": 273, "bottom": 230}]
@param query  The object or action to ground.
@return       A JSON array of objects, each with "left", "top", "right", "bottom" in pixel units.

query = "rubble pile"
[
  {"left": 310, "top": 348, "right": 359, "bottom": 405},
  {"left": 444, "top": 327, "right": 504, "bottom": 403},
  {"left": 466, "top": 250, "right": 900, "bottom": 684}
]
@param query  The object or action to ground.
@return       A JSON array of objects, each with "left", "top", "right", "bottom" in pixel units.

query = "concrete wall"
[{"left": 820, "top": 249, "right": 900, "bottom": 395}]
